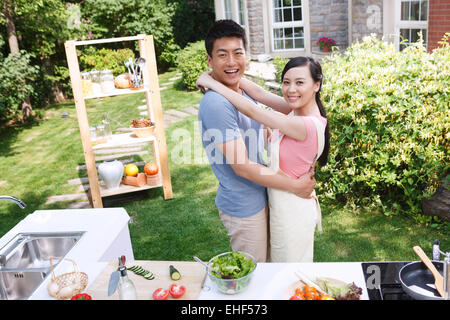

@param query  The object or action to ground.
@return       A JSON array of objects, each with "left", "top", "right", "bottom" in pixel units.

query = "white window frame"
[
  {"left": 394, "top": 0, "right": 429, "bottom": 50},
  {"left": 221, "top": 0, "right": 246, "bottom": 27},
  {"left": 269, "top": 0, "right": 309, "bottom": 52}
]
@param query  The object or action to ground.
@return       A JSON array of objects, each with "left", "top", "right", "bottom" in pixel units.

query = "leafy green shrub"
[
  {"left": 272, "top": 56, "right": 288, "bottom": 83},
  {"left": 317, "top": 34, "right": 449, "bottom": 218},
  {"left": 79, "top": 47, "right": 135, "bottom": 76},
  {"left": 0, "top": 51, "right": 39, "bottom": 120},
  {"left": 176, "top": 40, "right": 209, "bottom": 90}
]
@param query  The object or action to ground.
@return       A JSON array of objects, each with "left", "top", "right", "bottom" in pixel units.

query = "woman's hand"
[{"left": 196, "top": 71, "right": 214, "bottom": 94}]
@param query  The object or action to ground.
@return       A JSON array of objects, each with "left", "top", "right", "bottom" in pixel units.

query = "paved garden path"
[{"left": 45, "top": 73, "right": 200, "bottom": 208}]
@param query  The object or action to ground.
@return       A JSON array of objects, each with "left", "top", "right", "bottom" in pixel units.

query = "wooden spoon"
[{"left": 413, "top": 245, "right": 444, "bottom": 297}]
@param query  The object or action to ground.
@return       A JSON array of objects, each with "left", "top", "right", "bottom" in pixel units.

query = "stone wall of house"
[
  {"left": 246, "top": 0, "right": 265, "bottom": 55},
  {"left": 309, "top": 0, "right": 349, "bottom": 51},
  {"left": 351, "top": 0, "right": 384, "bottom": 42}
]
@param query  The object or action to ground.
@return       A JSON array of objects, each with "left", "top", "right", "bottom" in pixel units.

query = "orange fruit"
[
  {"left": 125, "top": 164, "right": 139, "bottom": 177},
  {"left": 144, "top": 162, "right": 158, "bottom": 175}
]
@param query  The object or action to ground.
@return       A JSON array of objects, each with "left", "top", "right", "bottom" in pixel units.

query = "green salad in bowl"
[{"left": 207, "top": 251, "right": 257, "bottom": 294}]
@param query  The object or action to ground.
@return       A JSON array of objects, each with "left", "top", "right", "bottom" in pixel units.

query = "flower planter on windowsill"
[{"left": 321, "top": 45, "right": 331, "bottom": 52}]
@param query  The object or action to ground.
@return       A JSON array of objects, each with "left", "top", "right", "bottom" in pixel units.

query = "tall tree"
[{"left": 1, "top": 0, "right": 32, "bottom": 118}]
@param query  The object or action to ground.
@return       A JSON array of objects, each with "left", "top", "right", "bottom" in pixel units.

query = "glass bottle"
[
  {"left": 90, "top": 69, "right": 102, "bottom": 96},
  {"left": 96, "top": 124, "right": 107, "bottom": 145},
  {"left": 102, "top": 113, "right": 112, "bottom": 140},
  {"left": 100, "top": 69, "right": 115, "bottom": 93},
  {"left": 80, "top": 71, "right": 93, "bottom": 96},
  {"left": 90, "top": 126, "right": 97, "bottom": 145},
  {"left": 118, "top": 266, "right": 137, "bottom": 300}
]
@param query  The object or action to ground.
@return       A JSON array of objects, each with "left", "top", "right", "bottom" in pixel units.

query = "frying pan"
[{"left": 399, "top": 260, "right": 445, "bottom": 300}]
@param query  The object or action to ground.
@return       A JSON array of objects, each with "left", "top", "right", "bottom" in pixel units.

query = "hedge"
[{"left": 316, "top": 34, "right": 449, "bottom": 220}]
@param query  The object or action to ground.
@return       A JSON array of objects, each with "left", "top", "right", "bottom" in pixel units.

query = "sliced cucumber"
[{"left": 128, "top": 265, "right": 155, "bottom": 280}]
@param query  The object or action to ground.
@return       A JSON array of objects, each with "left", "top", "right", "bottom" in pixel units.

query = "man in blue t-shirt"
[{"left": 198, "top": 20, "right": 315, "bottom": 262}]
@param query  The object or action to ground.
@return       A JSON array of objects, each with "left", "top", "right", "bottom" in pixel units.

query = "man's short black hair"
[{"left": 205, "top": 19, "right": 247, "bottom": 57}]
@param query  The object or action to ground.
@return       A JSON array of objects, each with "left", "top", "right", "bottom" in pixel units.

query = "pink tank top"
[{"left": 271, "top": 115, "right": 327, "bottom": 178}]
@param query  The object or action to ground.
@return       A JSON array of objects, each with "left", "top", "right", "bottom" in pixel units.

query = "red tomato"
[
  {"left": 289, "top": 295, "right": 303, "bottom": 300},
  {"left": 144, "top": 162, "right": 158, "bottom": 175},
  {"left": 152, "top": 288, "right": 169, "bottom": 300},
  {"left": 169, "top": 283, "right": 186, "bottom": 299}
]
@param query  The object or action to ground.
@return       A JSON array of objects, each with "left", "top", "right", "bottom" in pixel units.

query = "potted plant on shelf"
[{"left": 317, "top": 37, "right": 336, "bottom": 52}]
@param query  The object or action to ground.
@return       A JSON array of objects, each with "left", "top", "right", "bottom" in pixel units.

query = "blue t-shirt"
[{"left": 198, "top": 89, "right": 267, "bottom": 217}]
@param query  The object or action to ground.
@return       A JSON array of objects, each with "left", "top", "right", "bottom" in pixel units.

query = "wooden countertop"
[{"left": 86, "top": 260, "right": 206, "bottom": 300}]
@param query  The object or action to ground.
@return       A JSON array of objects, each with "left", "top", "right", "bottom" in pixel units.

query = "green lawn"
[{"left": 0, "top": 69, "right": 448, "bottom": 262}]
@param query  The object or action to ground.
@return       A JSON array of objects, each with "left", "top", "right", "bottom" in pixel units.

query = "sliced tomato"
[
  {"left": 152, "top": 288, "right": 169, "bottom": 300},
  {"left": 169, "top": 283, "right": 186, "bottom": 299}
]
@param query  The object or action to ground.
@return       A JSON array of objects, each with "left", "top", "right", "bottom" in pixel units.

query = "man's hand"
[{"left": 290, "top": 166, "right": 316, "bottom": 198}]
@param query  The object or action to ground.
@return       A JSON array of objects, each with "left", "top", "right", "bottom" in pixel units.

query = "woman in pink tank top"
[{"left": 197, "top": 57, "right": 330, "bottom": 262}]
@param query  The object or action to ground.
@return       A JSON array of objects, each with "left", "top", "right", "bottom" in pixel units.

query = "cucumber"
[
  {"left": 169, "top": 265, "right": 181, "bottom": 280},
  {"left": 128, "top": 265, "right": 155, "bottom": 280}
]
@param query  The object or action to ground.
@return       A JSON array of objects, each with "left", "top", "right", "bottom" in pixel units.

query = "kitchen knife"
[{"left": 108, "top": 270, "right": 120, "bottom": 296}]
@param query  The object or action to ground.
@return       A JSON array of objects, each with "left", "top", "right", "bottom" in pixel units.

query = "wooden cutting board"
[{"left": 86, "top": 260, "right": 206, "bottom": 300}]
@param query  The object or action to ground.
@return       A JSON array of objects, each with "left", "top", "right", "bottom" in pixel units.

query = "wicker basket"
[{"left": 47, "top": 256, "right": 88, "bottom": 300}]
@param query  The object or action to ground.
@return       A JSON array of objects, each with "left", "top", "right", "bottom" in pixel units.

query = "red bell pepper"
[{"left": 71, "top": 293, "right": 92, "bottom": 300}]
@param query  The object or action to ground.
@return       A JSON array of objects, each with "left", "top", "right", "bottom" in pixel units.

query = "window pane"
[
  {"left": 422, "top": 29, "right": 427, "bottom": 42},
  {"left": 293, "top": 7, "right": 302, "bottom": 20},
  {"left": 400, "top": 28, "right": 410, "bottom": 42},
  {"left": 274, "top": 40, "right": 283, "bottom": 50},
  {"left": 294, "top": 38, "right": 304, "bottom": 48},
  {"left": 285, "top": 39, "right": 293, "bottom": 49},
  {"left": 224, "top": 0, "right": 232, "bottom": 19},
  {"left": 410, "top": 29, "right": 426, "bottom": 42},
  {"left": 411, "top": 1, "right": 420, "bottom": 20},
  {"left": 294, "top": 27, "right": 304, "bottom": 37},
  {"left": 420, "top": 0, "right": 428, "bottom": 21},
  {"left": 273, "top": 28, "right": 282, "bottom": 39},
  {"left": 401, "top": 1, "right": 410, "bottom": 20},
  {"left": 239, "top": 0, "right": 245, "bottom": 26},
  {"left": 284, "top": 27, "right": 293, "bottom": 38},
  {"left": 273, "top": 0, "right": 282, "bottom": 9},
  {"left": 293, "top": 0, "right": 302, "bottom": 5},
  {"left": 283, "top": 0, "right": 292, "bottom": 6},
  {"left": 283, "top": 8, "right": 292, "bottom": 22},
  {"left": 274, "top": 9, "right": 283, "bottom": 22}
]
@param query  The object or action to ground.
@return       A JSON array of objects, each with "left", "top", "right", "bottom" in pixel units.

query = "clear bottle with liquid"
[
  {"left": 102, "top": 113, "right": 112, "bottom": 140},
  {"left": 100, "top": 69, "right": 115, "bottom": 93},
  {"left": 118, "top": 266, "right": 137, "bottom": 300},
  {"left": 90, "top": 69, "right": 102, "bottom": 96}
]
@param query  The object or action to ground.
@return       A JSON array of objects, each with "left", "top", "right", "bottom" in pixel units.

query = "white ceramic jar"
[{"left": 98, "top": 160, "right": 124, "bottom": 189}]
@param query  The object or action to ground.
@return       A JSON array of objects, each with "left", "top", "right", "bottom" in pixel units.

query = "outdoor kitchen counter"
[
  {"left": 86, "top": 260, "right": 370, "bottom": 300},
  {"left": 0, "top": 208, "right": 134, "bottom": 300}
]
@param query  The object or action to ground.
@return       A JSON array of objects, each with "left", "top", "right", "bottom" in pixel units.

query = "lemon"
[{"left": 125, "top": 164, "right": 139, "bottom": 176}]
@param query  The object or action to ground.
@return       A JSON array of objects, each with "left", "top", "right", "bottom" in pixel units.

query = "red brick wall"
[{"left": 428, "top": 0, "right": 450, "bottom": 51}]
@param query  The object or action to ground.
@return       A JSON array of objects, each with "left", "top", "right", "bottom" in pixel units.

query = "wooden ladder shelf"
[{"left": 65, "top": 34, "right": 173, "bottom": 208}]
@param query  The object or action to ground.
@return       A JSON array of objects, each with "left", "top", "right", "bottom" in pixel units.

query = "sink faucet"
[{"left": 0, "top": 195, "right": 26, "bottom": 209}]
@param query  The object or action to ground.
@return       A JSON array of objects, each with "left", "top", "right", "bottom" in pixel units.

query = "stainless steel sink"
[
  {"left": 0, "top": 231, "right": 85, "bottom": 299},
  {"left": 0, "top": 270, "right": 48, "bottom": 300}
]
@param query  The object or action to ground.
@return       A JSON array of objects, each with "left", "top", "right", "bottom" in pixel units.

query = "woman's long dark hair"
[{"left": 281, "top": 56, "right": 330, "bottom": 167}]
